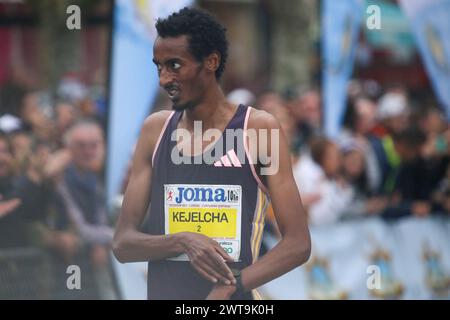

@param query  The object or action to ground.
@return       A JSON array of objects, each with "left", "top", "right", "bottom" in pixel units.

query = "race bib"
[{"left": 164, "top": 184, "right": 242, "bottom": 262}]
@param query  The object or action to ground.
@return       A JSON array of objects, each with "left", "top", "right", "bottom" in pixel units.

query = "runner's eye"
[{"left": 171, "top": 62, "right": 181, "bottom": 71}]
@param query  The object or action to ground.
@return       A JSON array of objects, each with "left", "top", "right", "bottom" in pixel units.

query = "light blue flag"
[
  {"left": 322, "top": 0, "right": 363, "bottom": 138},
  {"left": 107, "top": 0, "right": 192, "bottom": 210},
  {"left": 399, "top": 0, "right": 450, "bottom": 120}
]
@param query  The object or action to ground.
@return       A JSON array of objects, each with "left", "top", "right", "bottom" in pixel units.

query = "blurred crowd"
[
  {"left": 1, "top": 71, "right": 449, "bottom": 263},
  {"left": 227, "top": 81, "right": 450, "bottom": 231},
  {"left": 0, "top": 73, "right": 112, "bottom": 269}
]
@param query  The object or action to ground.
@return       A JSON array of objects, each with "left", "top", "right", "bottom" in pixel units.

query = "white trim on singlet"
[{"left": 243, "top": 106, "right": 269, "bottom": 195}]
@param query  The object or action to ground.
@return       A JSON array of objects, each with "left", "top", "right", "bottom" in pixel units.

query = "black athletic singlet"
[{"left": 147, "top": 104, "right": 270, "bottom": 300}]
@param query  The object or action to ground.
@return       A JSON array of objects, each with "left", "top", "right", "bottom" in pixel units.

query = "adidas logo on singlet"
[{"left": 213, "top": 149, "right": 242, "bottom": 167}]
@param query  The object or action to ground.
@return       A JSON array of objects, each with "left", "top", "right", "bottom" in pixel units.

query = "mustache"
[{"left": 164, "top": 84, "right": 180, "bottom": 92}]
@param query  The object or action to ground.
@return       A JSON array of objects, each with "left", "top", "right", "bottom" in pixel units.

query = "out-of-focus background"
[{"left": 0, "top": 0, "right": 449, "bottom": 300}]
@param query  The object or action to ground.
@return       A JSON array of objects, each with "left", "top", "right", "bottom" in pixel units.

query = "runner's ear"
[{"left": 205, "top": 52, "right": 220, "bottom": 73}]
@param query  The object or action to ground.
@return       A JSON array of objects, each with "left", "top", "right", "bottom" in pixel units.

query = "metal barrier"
[{"left": 0, "top": 247, "right": 120, "bottom": 300}]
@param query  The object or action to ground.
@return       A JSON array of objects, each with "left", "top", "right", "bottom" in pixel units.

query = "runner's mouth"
[{"left": 166, "top": 87, "right": 180, "bottom": 101}]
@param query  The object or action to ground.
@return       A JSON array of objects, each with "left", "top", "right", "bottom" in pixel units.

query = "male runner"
[{"left": 113, "top": 7, "right": 310, "bottom": 300}]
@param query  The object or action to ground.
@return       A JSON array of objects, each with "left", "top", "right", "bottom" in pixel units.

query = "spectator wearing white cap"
[
  {"left": 375, "top": 92, "right": 410, "bottom": 137},
  {"left": 226, "top": 88, "right": 256, "bottom": 107},
  {"left": 369, "top": 92, "right": 412, "bottom": 195}
]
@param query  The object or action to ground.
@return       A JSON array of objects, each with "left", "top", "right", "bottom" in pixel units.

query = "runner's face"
[{"left": 153, "top": 36, "right": 207, "bottom": 111}]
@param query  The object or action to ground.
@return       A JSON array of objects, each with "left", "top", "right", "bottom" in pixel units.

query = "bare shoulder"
[
  {"left": 142, "top": 110, "right": 173, "bottom": 135},
  {"left": 246, "top": 108, "right": 281, "bottom": 131},
  {"left": 138, "top": 110, "right": 174, "bottom": 158}
]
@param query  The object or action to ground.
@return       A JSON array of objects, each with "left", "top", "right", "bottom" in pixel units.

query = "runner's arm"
[
  {"left": 113, "top": 111, "right": 235, "bottom": 284},
  {"left": 113, "top": 111, "right": 185, "bottom": 262},
  {"left": 207, "top": 111, "right": 311, "bottom": 299}
]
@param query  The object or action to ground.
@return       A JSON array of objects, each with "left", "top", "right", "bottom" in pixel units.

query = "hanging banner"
[
  {"left": 322, "top": 0, "right": 363, "bottom": 138},
  {"left": 399, "top": 0, "right": 450, "bottom": 120}
]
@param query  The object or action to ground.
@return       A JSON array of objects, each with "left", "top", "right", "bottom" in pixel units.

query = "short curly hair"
[{"left": 155, "top": 7, "right": 228, "bottom": 80}]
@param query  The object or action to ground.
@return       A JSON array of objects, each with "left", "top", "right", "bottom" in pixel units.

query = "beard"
[{"left": 171, "top": 98, "right": 199, "bottom": 111}]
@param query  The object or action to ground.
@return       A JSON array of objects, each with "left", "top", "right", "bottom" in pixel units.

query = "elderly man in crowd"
[{"left": 57, "top": 120, "right": 113, "bottom": 267}]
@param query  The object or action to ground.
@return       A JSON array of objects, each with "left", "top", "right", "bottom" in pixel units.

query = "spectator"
[
  {"left": 382, "top": 126, "right": 431, "bottom": 219},
  {"left": 339, "top": 141, "right": 387, "bottom": 218},
  {"left": 257, "top": 92, "right": 296, "bottom": 155},
  {"left": 371, "top": 92, "right": 411, "bottom": 195},
  {"left": 0, "top": 131, "right": 34, "bottom": 248},
  {"left": 227, "top": 88, "right": 256, "bottom": 107},
  {"left": 433, "top": 163, "right": 450, "bottom": 215},
  {"left": 0, "top": 131, "right": 79, "bottom": 262},
  {"left": 30, "top": 140, "right": 80, "bottom": 257},
  {"left": 57, "top": 120, "right": 113, "bottom": 268},
  {"left": 418, "top": 106, "right": 447, "bottom": 158},
  {"left": 0, "top": 65, "right": 36, "bottom": 118},
  {"left": 293, "top": 137, "right": 353, "bottom": 225},
  {"left": 340, "top": 95, "right": 382, "bottom": 193},
  {"left": 9, "top": 129, "right": 33, "bottom": 173},
  {"left": 54, "top": 102, "right": 78, "bottom": 148},
  {"left": 417, "top": 106, "right": 449, "bottom": 193},
  {"left": 0, "top": 132, "right": 21, "bottom": 224},
  {"left": 20, "top": 92, "right": 55, "bottom": 142},
  {"left": 287, "top": 88, "right": 322, "bottom": 154}
]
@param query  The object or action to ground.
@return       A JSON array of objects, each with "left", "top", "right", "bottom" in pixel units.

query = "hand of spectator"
[
  {"left": 366, "top": 197, "right": 388, "bottom": 215},
  {"left": 59, "top": 232, "right": 80, "bottom": 254},
  {"left": 421, "top": 136, "right": 438, "bottom": 158},
  {"left": 335, "top": 176, "right": 348, "bottom": 189},
  {"left": 0, "top": 198, "right": 21, "bottom": 219},
  {"left": 91, "top": 245, "right": 110, "bottom": 268},
  {"left": 44, "top": 149, "right": 71, "bottom": 178},
  {"left": 28, "top": 109, "right": 52, "bottom": 131},
  {"left": 390, "top": 192, "right": 402, "bottom": 205},
  {"left": 26, "top": 152, "right": 46, "bottom": 184},
  {"left": 52, "top": 232, "right": 80, "bottom": 263},
  {"left": 443, "top": 197, "right": 450, "bottom": 214},
  {"left": 412, "top": 201, "right": 431, "bottom": 217}
]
